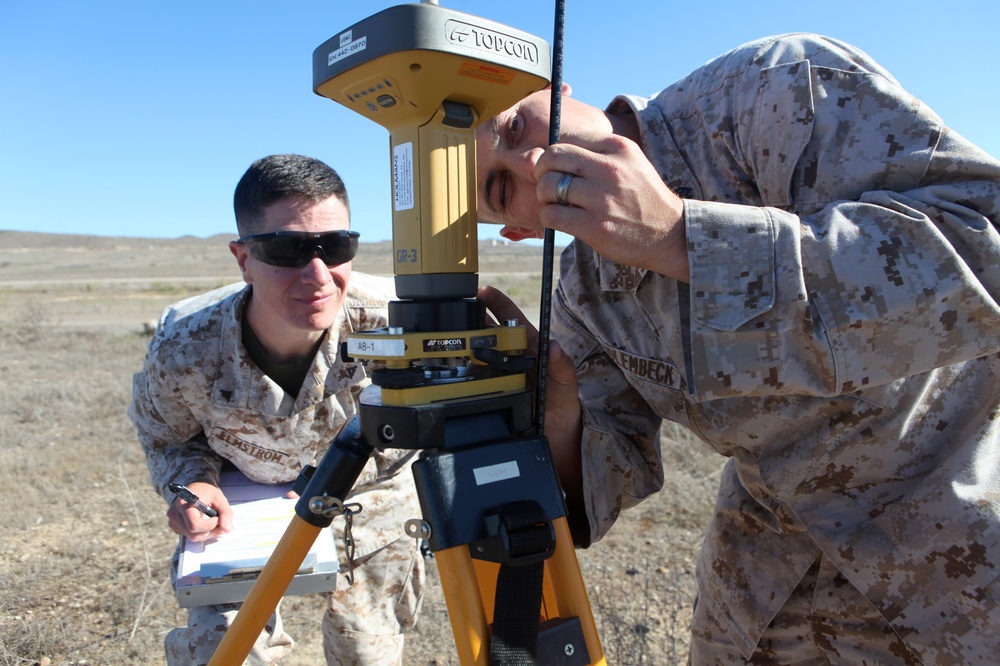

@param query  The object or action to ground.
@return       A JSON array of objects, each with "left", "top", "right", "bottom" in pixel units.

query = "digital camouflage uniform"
[
  {"left": 130, "top": 273, "right": 424, "bottom": 666},
  {"left": 554, "top": 34, "right": 1000, "bottom": 663}
]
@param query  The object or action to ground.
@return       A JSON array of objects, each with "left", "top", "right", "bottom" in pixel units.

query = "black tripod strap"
[{"left": 489, "top": 501, "right": 554, "bottom": 665}]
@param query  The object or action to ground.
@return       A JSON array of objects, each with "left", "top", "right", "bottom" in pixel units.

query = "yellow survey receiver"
[{"left": 312, "top": 3, "right": 550, "bottom": 299}]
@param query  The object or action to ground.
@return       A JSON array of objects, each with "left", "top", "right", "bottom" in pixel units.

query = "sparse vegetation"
[{"left": 0, "top": 233, "right": 722, "bottom": 664}]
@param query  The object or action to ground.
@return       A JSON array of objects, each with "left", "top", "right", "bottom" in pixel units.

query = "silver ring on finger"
[{"left": 555, "top": 172, "right": 575, "bottom": 206}]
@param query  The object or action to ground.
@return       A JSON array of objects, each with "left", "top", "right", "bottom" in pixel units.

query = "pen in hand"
[{"left": 168, "top": 483, "right": 219, "bottom": 518}]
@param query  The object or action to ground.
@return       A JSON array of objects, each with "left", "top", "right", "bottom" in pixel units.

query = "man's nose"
[
  {"left": 300, "top": 255, "right": 333, "bottom": 284},
  {"left": 514, "top": 146, "right": 544, "bottom": 182}
]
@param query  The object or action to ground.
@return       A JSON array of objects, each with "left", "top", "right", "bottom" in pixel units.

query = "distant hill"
[{"left": 0, "top": 230, "right": 559, "bottom": 282}]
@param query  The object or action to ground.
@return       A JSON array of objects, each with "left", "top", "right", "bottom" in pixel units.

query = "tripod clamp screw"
[
  {"left": 308, "top": 496, "right": 362, "bottom": 520},
  {"left": 404, "top": 518, "right": 432, "bottom": 540}
]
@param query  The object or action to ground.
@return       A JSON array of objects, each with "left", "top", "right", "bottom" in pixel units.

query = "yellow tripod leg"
[
  {"left": 437, "top": 517, "right": 605, "bottom": 665},
  {"left": 207, "top": 515, "right": 322, "bottom": 666},
  {"left": 437, "top": 545, "right": 490, "bottom": 665},
  {"left": 549, "top": 517, "right": 606, "bottom": 665}
]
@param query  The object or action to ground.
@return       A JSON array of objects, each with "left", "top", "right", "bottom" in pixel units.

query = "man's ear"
[
  {"left": 542, "top": 82, "right": 573, "bottom": 97},
  {"left": 229, "top": 241, "right": 253, "bottom": 284},
  {"left": 499, "top": 226, "right": 544, "bottom": 242}
]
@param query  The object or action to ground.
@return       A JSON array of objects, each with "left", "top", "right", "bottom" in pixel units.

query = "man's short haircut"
[{"left": 233, "top": 154, "right": 350, "bottom": 237}]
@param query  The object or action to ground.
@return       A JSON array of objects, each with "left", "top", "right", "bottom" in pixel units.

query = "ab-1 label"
[{"left": 347, "top": 337, "right": 405, "bottom": 357}]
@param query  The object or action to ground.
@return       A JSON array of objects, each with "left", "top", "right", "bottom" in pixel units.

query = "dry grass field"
[{"left": 0, "top": 230, "right": 723, "bottom": 665}]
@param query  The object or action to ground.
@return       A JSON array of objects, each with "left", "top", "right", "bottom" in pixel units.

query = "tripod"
[{"left": 208, "top": 3, "right": 604, "bottom": 663}]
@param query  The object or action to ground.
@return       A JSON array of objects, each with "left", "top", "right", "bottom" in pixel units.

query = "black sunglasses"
[{"left": 237, "top": 230, "right": 360, "bottom": 268}]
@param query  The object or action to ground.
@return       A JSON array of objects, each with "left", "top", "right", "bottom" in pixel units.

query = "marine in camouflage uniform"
[
  {"left": 480, "top": 34, "right": 1000, "bottom": 663},
  {"left": 131, "top": 277, "right": 424, "bottom": 665},
  {"left": 130, "top": 154, "right": 424, "bottom": 665}
]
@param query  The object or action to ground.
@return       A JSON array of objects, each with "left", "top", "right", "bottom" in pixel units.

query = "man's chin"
[
  {"left": 300, "top": 312, "right": 338, "bottom": 333},
  {"left": 291, "top": 302, "right": 341, "bottom": 334}
]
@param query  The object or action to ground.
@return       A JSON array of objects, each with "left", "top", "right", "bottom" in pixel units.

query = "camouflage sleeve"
[
  {"left": 128, "top": 355, "right": 223, "bottom": 502},
  {"left": 551, "top": 253, "right": 665, "bottom": 547},
  {"left": 683, "top": 35, "right": 1000, "bottom": 400}
]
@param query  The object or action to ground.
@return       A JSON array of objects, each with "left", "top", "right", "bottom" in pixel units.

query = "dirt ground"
[{"left": 0, "top": 230, "right": 723, "bottom": 665}]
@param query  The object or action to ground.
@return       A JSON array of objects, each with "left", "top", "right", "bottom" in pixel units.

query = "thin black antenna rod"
[{"left": 534, "top": 0, "right": 566, "bottom": 435}]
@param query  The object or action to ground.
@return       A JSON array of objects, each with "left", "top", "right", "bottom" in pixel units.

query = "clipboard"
[{"left": 174, "top": 471, "right": 339, "bottom": 608}]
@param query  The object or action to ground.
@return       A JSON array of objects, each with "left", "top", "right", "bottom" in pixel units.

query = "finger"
[
  {"left": 538, "top": 202, "right": 592, "bottom": 241},
  {"left": 533, "top": 135, "right": 618, "bottom": 184},
  {"left": 478, "top": 285, "right": 540, "bottom": 351},
  {"left": 479, "top": 285, "right": 527, "bottom": 327},
  {"left": 167, "top": 511, "right": 186, "bottom": 536},
  {"left": 183, "top": 505, "right": 220, "bottom": 531},
  {"left": 167, "top": 507, "right": 216, "bottom": 540},
  {"left": 166, "top": 497, "right": 194, "bottom": 535},
  {"left": 538, "top": 170, "right": 588, "bottom": 208},
  {"left": 204, "top": 524, "right": 232, "bottom": 541},
  {"left": 545, "top": 131, "right": 634, "bottom": 159},
  {"left": 193, "top": 483, "right": 234, "bottom": 532},
  {"left": 479, "top": 284, "right": 513, "bottom": 307},
  {"left": 214, "top": 501, "right": 234, "bottom": 533},
  {"left": 185, "top": 528, "right": 219, "bottom": 543}
]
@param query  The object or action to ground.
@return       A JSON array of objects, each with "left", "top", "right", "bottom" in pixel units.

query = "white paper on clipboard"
[{"left": 174, "top": 471, "right": 339, "bottom": 608}]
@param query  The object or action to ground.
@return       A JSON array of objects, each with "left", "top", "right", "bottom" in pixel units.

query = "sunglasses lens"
[
  {"left": 251, "top": 237, "right": 304, "bottom": 266},
  {"left": 247, "top": 232, "right": 359, "bottom": 268},
  {"left": 316, "top": 233, "right": 359, "bottom": 266}
]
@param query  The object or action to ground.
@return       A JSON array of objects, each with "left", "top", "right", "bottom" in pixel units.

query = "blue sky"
[{"left": 2, "top": 1, "right": 996, "bottom": 243}]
